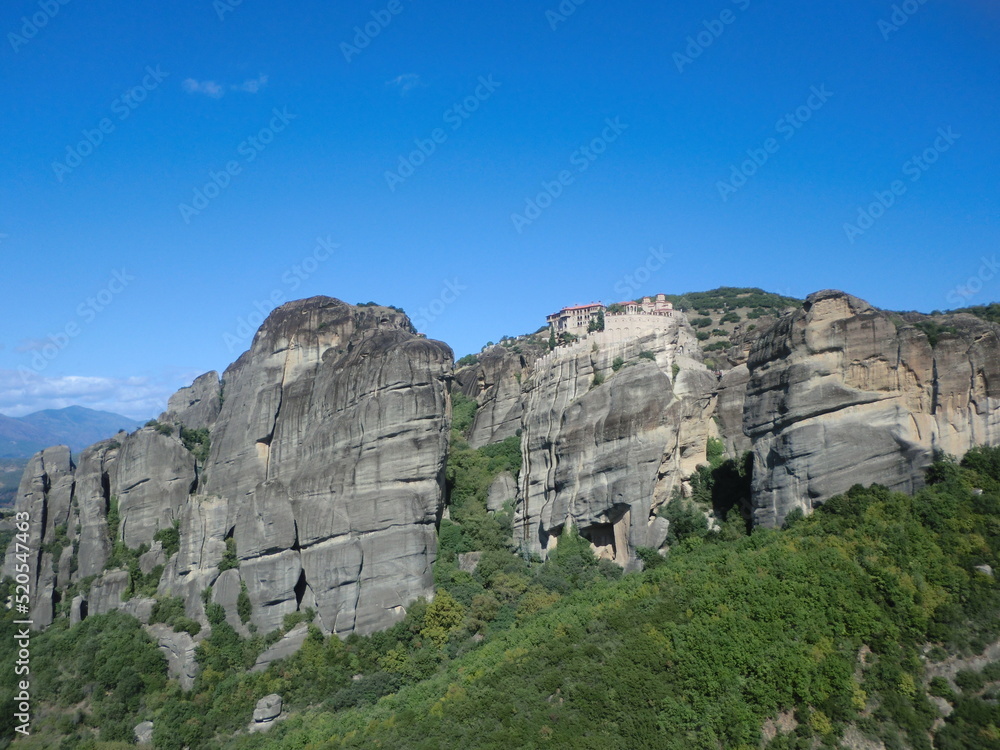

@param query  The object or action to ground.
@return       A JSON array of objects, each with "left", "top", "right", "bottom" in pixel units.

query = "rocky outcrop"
[
  {"left": 745, "top": 290, "right": 1000, "bottom": 527},
  {"left": 113, "top": 428, "right": 196, "bottom": 548},
  {"left": 515, "top": 324, "right": 711, "bottom": 567},
  {"left": 203, "top": 298, "right": 451, "bottom": 636},
  {"left": 74, "top": 440, "right": 120, "bottom": 578},
  {"left": 160, "top": 370, "right": 222, "bottom": 430},
  {"left": 146, "top": 623, "right": 199, "bottom": 691},
  {"left": 4, "top": 297, "right": 452, "bottom": 650},
  {"left": 487, "top": 471, "right": 517, "bottom": 513},
  {"left": 457, "top": 344, "right": 542, "bottom": 448},
  {"left": 714, "top": 365, "right": 752, "bottom": 455},
  {"left": 134, "top": 721, "right": 154, "bottom": 745},
  {"left": 1, "top": 447, "right": 75, "bottom": 627},
  {"left": 254, "top": 694, "right": 283, "bottom": 723},
  {"left": 252, "top": 623, "right": 310, "bottom": 672},
  {"left": 250, "top": 694, "right": 284, "bottom": 732}
]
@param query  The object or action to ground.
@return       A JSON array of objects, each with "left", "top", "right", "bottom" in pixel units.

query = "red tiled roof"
[{"left": 561, "top": 303, "right": 603, "bottom": 312}]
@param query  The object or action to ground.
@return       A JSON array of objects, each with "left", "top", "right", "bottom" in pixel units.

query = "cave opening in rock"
[{"left": 294, "top": 569, "right": 308, "bottom": 610}]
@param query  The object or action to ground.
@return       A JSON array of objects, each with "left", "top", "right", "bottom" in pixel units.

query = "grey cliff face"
[
  {"left": 457, "top": 344, "right": 542, "bottom": 449},
  {"left": 113, "top": 428, "right": 196, "bottom": 548},
  {"left": 5, "top": 296, "right": 452, "bottom": 648},
  {"left": 513, "top": 324, "right": 712, "bottom": 567},
  {"left": 744, "top": 290, "right": 1000, "bottom": 527},
  {"left": 201, "top": 298, "right": 452, "bottom": 636},
  {"left": 160, "top": 370, "right": 222, "bottom": 430}
]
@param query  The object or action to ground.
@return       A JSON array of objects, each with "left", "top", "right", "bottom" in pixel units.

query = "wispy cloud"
[
  {"left": 232, "top": 74, "right": 269, "bottom": 93},
  {"left": 184, "top": 75, "right": 269, "bottom": 98},
  {"left": 0, "top": 370, "right": 203, "bottom": 420},
  {"left": 387, "top": 73, "right": 422, "bottom": 94},
  {"left": 15, "top": 339, "right": 49, "bottom": 353},
  {"left": 183, "top": 78, "right": 225, "bottom": 98}
]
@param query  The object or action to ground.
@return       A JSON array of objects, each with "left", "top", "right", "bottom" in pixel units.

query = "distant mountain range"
[{"left": 0, "top": 406, "right": 145, "bottom": 459}]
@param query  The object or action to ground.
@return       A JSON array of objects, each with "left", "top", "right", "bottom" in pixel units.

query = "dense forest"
[{"left": 3, "top": 393, "right": 1000, "bottom": 749}]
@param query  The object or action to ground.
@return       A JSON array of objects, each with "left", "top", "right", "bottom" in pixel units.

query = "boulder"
[
  {"left": 487, "top": 471, "right": 517, "bottom": 513},
  {"left": 253, "top": 694, "right": 283, "bottom": 723},
  {"left": 252, "top": 623, "right": 310, "bottom": 672},
  {"left": 145, "top": 623, "right": 199, "bottom": 691},
  {"left": 134, "top": 720, "right": 154, "bottom": 745}
]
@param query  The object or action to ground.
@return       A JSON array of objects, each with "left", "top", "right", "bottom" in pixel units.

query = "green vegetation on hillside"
[
  {"left": 5, "top": 399, "right": 1000, "bottom": 749},
  {"left": 664, "top": 287, "right": 801, "bottom": 317}
]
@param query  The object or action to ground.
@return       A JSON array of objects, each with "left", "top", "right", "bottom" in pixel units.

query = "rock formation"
[
  {"left": 513, "top": 324, "right": 712, "bottom": 567},
  {"left": 456, "top": 343, "right": 542, "bottom": 448},
  {"left": 744, "top": 290, "right": 1000, "bottom": 527},
  {"left": 4, "top": 298, "right": 453, "bottom": 649}
]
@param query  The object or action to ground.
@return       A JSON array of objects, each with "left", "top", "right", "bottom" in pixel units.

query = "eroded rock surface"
[
  {"left": 745, "top": 290, "right": 1000, "bottom": 527},
  {"left": 515, "top": 325, "right": 710, "bottom": 567}
]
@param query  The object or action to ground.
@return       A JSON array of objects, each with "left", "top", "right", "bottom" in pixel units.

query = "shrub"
[
  {"left": 639, "top": 351, "right": 656, "bottom": 361},
  {"left": 955, "top": 669, "right": 986, "bottom": 692},
  {"left": 153, "top": 522, "right": 181, "bottom": 558},
  {"left": 612, "top": 356, "right": 626, "bottom": 372}
]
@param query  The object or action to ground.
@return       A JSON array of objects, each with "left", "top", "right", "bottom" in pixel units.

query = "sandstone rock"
[
  {"left": 88, "top": 570, "right": 130, "bottom": 616},
  {"left": 458, "top": 345, "right": 538, "bottom": 448},
  {"left": 2, "top": 446, "right": 75, "bottom": 627},
  {"left": 113, "top": 428, "right": 196, "bottom": 549},
  {"left": 139, "top": 541, "right": 166, "bottom": 575},
  {"left": 976, "top": 564, "right": 994, "bottom": 577},
  {"left": 212, "top": 568, "right": 251, "bottom": 637},
  {"left": 204, "top": 298, "right": 451, "bottom": 637},
  {"left": 487, "top": 471, "right": 517, "bottom": 513},
  {"left": 458, "top": 551, "right": 482, "bottom": 574},
  {"left": 134, "top": 720, "right": 154, "bottom": 745},
  {"left": 714, "top": 364, "right": 751, "bottom": 455},
  {"left": 73, "top": 440, "right": 120, "bottom": 579},
  {"left": 516, "top": 323, "right": 710, "bottom": 566},
  {"left": 158, "top": 495, "right": 228, "bottom": 625},
  {"left": 745, "top": 290, "right": 1000, "bottom": 527},
  {"left": 252, "top": 623, "right": 310, "bottom": 673},
  {"left": 120, "top": 596, "right": 156, "bottom": 624},
  {"left": 160, "top": 371, "right": 222, "bottom": 430},
  {"left": 253, "top": 694, "right": 283, "bottom": 722},
  {"left": 70, "top": 595, "right": 86, "bottom": 626},
  {"left": 146, "top": 623, "right": 199, "bottom": 691}
]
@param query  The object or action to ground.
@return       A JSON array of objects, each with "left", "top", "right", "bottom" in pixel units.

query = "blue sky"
[{"left": 1, "top": 0, "right": 998, "bottom": 419}]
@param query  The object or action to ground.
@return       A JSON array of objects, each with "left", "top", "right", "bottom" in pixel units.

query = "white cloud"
[
  {"left": 387, "top": 73, "right": 422, "bottom": 94},
  {"left": 184, "top": 75, "right": 270, "bottom": 98},
  {"left": 183, "top": 78, "right": 225, "bottom": 98},
  {"left": 231, "top": 75, "right": 269, "bottom": 94},
  {"left": 0, "top": 370, "right": 203, "bottom": 421}
]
